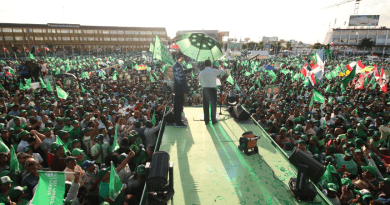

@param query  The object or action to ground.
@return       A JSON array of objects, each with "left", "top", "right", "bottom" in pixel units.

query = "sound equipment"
[
  {"left": 228, "top": 90, "right": 237, "bottom": 106},
  {"left": 232, "top": 104, "right": 250, "bottom": 120},
  {"left": 164, "top": 107, "right": 175, "bottom": 123}
]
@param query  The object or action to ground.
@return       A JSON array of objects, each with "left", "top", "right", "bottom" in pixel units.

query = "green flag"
[
  {"left": 151, "top": 110, "right": 156, "bottom": 125},
  {"left": 46, "top": 80, "right": 53, "bottom": 92},
  {"left": 0, "top": 83, "right": 3, "bottom": 90},
  {"left": 325, "top": 85, "right": 332, "bottom": 94},
  {"left": 340, "top": 65, "right": 356, "bottom": 90},
  {"left": 153, "top": 35, "right": 175, "bottom": 66},
  {"left": 309, "top": 90, "right": 325, "bottom": 107},
  {"left": 80, "top": 84, "right": 86, "bottom": 93},
  {"left": 319, "top": 164, "right": 334, "bottom": 189},
  {"left": 234, "top": 83, "right": 241, "bottom": 91},
  {"left": 109, "top": 161, "right": 123, "bottom": 201},
  {"left": 66, "top": 62, "right": 70, "bottom": 72},
  {"left": 226, "top": 75, "right": 234, "bottom": 85},
  {"left": 9, "top": 145, "right": 20, "bottom": 174},
  {"left": 256, "top": 79, "right": 261, "bottom": 89},
  {"left": 56, "top": 86, "right": 68, "bottom": 99},
  {"left": 39, "top": 77, "right": 46, "bottom": 88},
  {"left": 81, "top": 72, "right": 89, "bottom": 79},
  {"left": 244, "top": 71, "right": 251, "bottom": 77},
  {"left": 56, "top": 136, "right": 69, "bottom": 156},
  {"left": 149, "top": 42, "right": 154, "bottom": 53},
  {"left": 99, "top": 72, "right": 106, "bottom": 79},
  {"left": 27, "top": 53, "right": 35, "bottom": 60},
  {"left": 303, "top": 78, "right": 310, "bottom": 86},
  {"left": 112, "top": 73, "right": 117, "bottom": 81},
  {"left": 150, "top": 74, "right": 155, "bottom": 82},
  {"left": 111, "top": 125, "right": 119, "bottom": 152},
  {"left": 30, "top": 171, "right": 66, "bottom": 205},
  {"left": 19, "top": 81, "right": 25, "bottom": 90}
]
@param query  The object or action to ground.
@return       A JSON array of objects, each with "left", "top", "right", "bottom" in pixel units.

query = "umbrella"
[
  {"left": 176, "top": 33, "right": 223, "bottom": 62},
  {"left": 264, "top": 65, "right": 276, "bottom": 71},
  {"left": 55, "top": 73, "right": 77, "bottom": 79}
]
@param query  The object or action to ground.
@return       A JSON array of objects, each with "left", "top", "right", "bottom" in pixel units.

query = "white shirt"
[
  {"left": 17, "top": 140, "right": 30, "bottom": 153},
  {"left": 199, "top": 67, "right": 225, "bottom": 88}
]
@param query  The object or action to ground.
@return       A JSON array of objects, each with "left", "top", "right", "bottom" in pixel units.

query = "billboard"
[
  {"left": 349, "top": 15, "right": 380, "bottom": 26},
  {"left": 227, "top": 43, "right": 241, "bottom": 50},
  {"left": 219, "top": 31, "right": 229, "bottom": 36},
  {"left": 244, "top": 38, "right": 250, "bottom": 41}
]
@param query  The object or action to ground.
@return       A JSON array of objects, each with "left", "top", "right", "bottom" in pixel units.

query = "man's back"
[{"left": 199, "top": 67, "right": 224, "bottom": 88}]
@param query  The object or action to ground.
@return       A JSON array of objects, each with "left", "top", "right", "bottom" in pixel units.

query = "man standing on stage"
[
  {"left": 173, "top": 52, "right": 191, "bottom": 127},
  {"left": 199, "top": 60, "right": 227, "bottom": 125}
]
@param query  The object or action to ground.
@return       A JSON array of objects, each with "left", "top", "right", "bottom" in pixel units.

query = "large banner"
[
  {"left": 227, "top": 43, "right": 241, "bottom": 50},
  {"left": 349, "top": 15, "right": 380, "bottom": 26},
  {"left": 30, "top": 171, "right": 66, "bottom": 205}
]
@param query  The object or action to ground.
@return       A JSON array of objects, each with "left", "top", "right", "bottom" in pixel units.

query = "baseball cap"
[
  {"left": 98, "top": 168, "right": 110, "bottom": 179},
  {"left": 136, "top": 165, "right": 145, "bottom": 175},
  {"left": 81, "top": 160, "right": 95, "bottom": 170},
  {"left": 9, "top": 186, "right": 27, "bottom": 199},
  {"left": 71, "top": 148, "right": 84, "bottom": 156},
  {"left": 51, "top": 143, "right": 63, "bottom": 152},
  {"left": 298, "top": 140, "right": 306, "bottom": 145},
  {"left": 325, "top": 156, "right": 335, "bottom": 163},
  {"left": 378, "top": 178, "right": 390, "bottom": 186},
  {"left": 341, "top": 178, "right": 353, "bottom": 188},
  {"left": 58, "top": 130, "right": 69, "bottom": 137},
  {"left": 96, "top": 134, "right": 104, "bottom": 140},
  {"left": 328, "top": 165, "right": 338, "bottom": 174},
  {"left": 71, "top": 139, "right": 81, "bottom": 146},
  {"left": 361, "top": 166, "right": 378, "bottom": 176},
  {"left": 327, "top": 183, "right": 337, "bottom": 191},
  {"left": 23, "top": 146, "right": 32, "bottom": 152},
  {"left": 118, "top": 153, "right": 128, "bottom": 162},
  {"left": 0, "top": 176, "right": 13, "bottom": 185}
]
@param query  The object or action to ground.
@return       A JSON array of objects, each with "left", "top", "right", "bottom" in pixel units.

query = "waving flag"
[
  {"left": 3, "top": 47, "right": 8, "bottom": 52},
  {"left": 45, "top": 47, "right": 50, "bottom": 51},
  {"left": 355, "top": 74, "right": 364, "bottom": 90},
  {"left": 310, "top": 50, "right": 325, "bottom": 82},
  {"left": 346, "top": 60, "right": 365, "bottom": 74},
  {"left": 30, "top": 171, "right": 66, "bottom": 205},
  {"left": 380, "top": 68, "right": 388, "bottom": 92}
]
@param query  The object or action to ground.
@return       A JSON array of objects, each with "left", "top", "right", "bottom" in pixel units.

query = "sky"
[{"left": 0, "top": 0, "right": 389, "bottom": 44}]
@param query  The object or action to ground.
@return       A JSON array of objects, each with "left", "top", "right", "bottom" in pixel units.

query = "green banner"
[
  {"left": 30, "top": 171, "right": 66, "bottom": 205},
  {"left": 153, "top": 35, "right": 175, "bottom": 66}
]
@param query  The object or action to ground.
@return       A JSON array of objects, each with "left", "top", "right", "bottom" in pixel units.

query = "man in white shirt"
[{"left": 199, "top": 60, "right": 227, "bottom": 125}]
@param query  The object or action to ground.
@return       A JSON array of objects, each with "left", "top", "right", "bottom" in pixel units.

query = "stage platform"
[{"left": 158, "top": 107, "right": 330, "bottom": 205}]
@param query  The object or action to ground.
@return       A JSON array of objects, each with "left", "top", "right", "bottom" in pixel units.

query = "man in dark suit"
[{"left": 173, "top": 52, "right": 192, "bottom": 127}]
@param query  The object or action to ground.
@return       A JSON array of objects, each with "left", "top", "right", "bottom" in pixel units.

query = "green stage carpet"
[{"left": 159, "top": 107, "right": 330, "bottom": 205}]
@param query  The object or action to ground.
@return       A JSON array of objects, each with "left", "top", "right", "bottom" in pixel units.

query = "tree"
[
  {"left": 257, "top": 41, "right": 264, "bottom": 50},
  {"left": 359, "top": 38, "right": 375, "bottom": 50},
  {"left": 241, "top": 44, "right": 247, "bottom": 50},
  {"left": 246, "top": 42, "right": 257, "bottom": 50},
  {"left": 286, "top": 42, "right": 292, "bottom": 51},
  {"left": 312, "top": 43, "right": 324, "bottom": 49}
]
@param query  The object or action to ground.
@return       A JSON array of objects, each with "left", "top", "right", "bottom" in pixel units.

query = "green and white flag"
[
  {"left": 226, "top": 75, "right": 235, "bottom": 85},
  {"left": 309, "top": 90, "right": 325, "bottom": 107},
  {"left": 150, "top": 74, "right": 155, "bottom": 82},
  {"left": 149, "top": 43, "right": 154, "bottom": 53},
  {"left": 153, "top": 35, "right": 175, "bottom": 66},
  {"left": 46, "top": 80, "right": 53, "bottom": 92},
  {"left": 39, "top": 77, "right": 46, "bottom": 88},
  {"left": 56, "top": 136, "right": 69, "bottom": 156},
  {"left": 109, "top": 161, "right": 123, "bottom": 201},
  {"left": 234, "top": 83, "right": 241, "bottom": 91},
  {"left": 244, "top": 71, "right": 251, "bottom": 77},
  {"left": 151, "top": 110, "right": 156, "bottom": 125},
  {"left": 9, "top": 145, "right": 19, "bottom": 174},
  {"left": 111, "top": 125, "right": 119, "bottom": 152},
  {"left": 56, "top": 86, "right": 68, "bottom": 99},
  {"left": 30, "top": 171, "right": 66, "bottom": 205}
]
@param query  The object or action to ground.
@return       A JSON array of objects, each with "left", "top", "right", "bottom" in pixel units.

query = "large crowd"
[{"left": 0, "top": 50, "right": 389, "bottom": 205}]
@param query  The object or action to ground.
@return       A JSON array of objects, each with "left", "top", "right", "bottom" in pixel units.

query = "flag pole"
[{"left": 23, "top": 45, "right": 26, "bottom": 59}]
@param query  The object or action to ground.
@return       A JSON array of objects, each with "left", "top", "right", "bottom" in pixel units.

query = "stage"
[{"left": 158, "top": 107, "right": 330, "bottom": 205}]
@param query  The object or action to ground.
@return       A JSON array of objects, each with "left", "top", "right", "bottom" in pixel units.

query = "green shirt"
[
  {"left": 0, "top": 193, "right": 10, "bottom": 204},
  {"left": 308, "top": 145, "right": 320, "bottom": 155},
  {"left": 69, "top": 127, "right": 81, "bottom": 140},
  {"left": 12, "top": 124, "right": 27, "bottom": 131}
]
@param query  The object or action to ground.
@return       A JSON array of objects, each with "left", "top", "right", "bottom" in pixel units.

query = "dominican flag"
[
  {"left": 346, "top": 60, "right": 365, "bottom": 74},
  {"left": 373, "top": 64, "right": 380, "bottom": 80},
  {"left": 380, "top": 68, "right": 388, "bottom": 92},
  {"left": 37, "top": 48, "right": 41, "bottom": 53},
  {"left": 3, "top": 47, "right": 8, "bottom": 52},
  {"left": 310, "top": 49, "right": 325, "bottom": 82},
  {"left": 330, "top": 42, "right": 334, "bottom": 46},
  {"left": 301, "top": 63, "right": 316, "bottom": 85},
  {"left": 24, "top": 46, "right": 29, "bottom": 52},
  {"left": 355, "top": 74, "right": 365, "bottom": 90},
  {"left": 171, "top": 43, "right": 179, "bottom": 49},
  {"left": 45, "top": 47, "right": 50, "bottom": 51}
]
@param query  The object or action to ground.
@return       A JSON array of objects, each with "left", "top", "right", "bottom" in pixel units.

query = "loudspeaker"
[
  {"left": 228, "top": 90, "right": 237, "bottom": 105},
  {"left": 164, "top": 107, "right": 175, "bottom": 123},
  {"left": 232, "top": 104, "right": 250, "bottom": 120}
]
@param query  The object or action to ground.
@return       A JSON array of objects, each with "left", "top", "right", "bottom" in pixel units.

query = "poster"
[
  {"left": 349, "top": 15, "right": 380, "bottom": 26},
  {"left": 264, "top": 85, "right": 280, "bottom": 102}
]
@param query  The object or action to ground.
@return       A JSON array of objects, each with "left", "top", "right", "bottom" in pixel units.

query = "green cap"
[
  {"left": 298, "top": 140, "right": 306, "bottom": 145},
  {"left": 311, "top": 136, "right": 318, "bottom": 142},
  {"left": 58, "top": 130, "right": 69, "bottom": 137},
  {"left": 71, "top": 139, "right": 81, "bottom": 146},
  {"left": 71, "top": 148, "right": 84, "bottom": 156},
  {"left": 341, "top": 178, "right": 353, "bottom": 187},
  {"left": 96, "top": 134, "right": 104, "bottom": 140},
  {"left": 55, "top": 117, "right": 63, "bottom": 122},
  {"left": 51, "top": 143, "right": 63, "bottom": 152},
  {"left": 8, "top": 186, "right": 27, "bottom": 199},
  {"left": 72, "top": 120, "right": 79, "bottom": 125},
  {"left": 345, "top": 150, "right": 353, "bottom": 157},
  {"left": 355, "top": 138, "right": 365, "bottom": 146},
  {"left": 325, "top": 156, "right": 335, "bottom": 163},
  {"left": 361, "top": 166, "right": 378, "bottom": 176},
  {"left": 18, "top": 130, "right": 30, "bottom": 138},
  {"left": 378, "top": 178, "right": 390, "bottom": 186},
  {"left": 327, "top": 183, "right": 337, "bottom": 191},
  {"left": 300, "top": 134, "right": 308, "bottom": 141},
  {"left": 294, "top": 124, "right": 303, "bottom": 131},
  {"left": 347, "top": 128, "right": 355, "bottom": 134},
  {"left": 64, "top": 117, "right": 71, "bottom": 122},
  {"left": 325, "top": 134, "right": 334, "bottom": 139},
  {"left": 136, "top": 165, "right": 145, "bottom": 175},
  {"left": 97, "top": 168, "right": 110, "bottom": 179}
]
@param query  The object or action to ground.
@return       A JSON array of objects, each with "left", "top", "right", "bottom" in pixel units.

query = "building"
[
  {"left": 174, "top": 30, "right": 228, "bottom": 44},
  {"left": 323, "top": 28, "right": 390, "bottom": 54},
  {"left": 0, "top": 23, "right": 168, "bottom": 53},
  {"left": 262, "top": 36, "right": 278, "bottom": 43}
]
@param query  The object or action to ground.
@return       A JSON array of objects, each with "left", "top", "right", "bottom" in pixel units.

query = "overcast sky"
[{"left": 0, "top": 0, "right": 389, "bottom": 44}]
